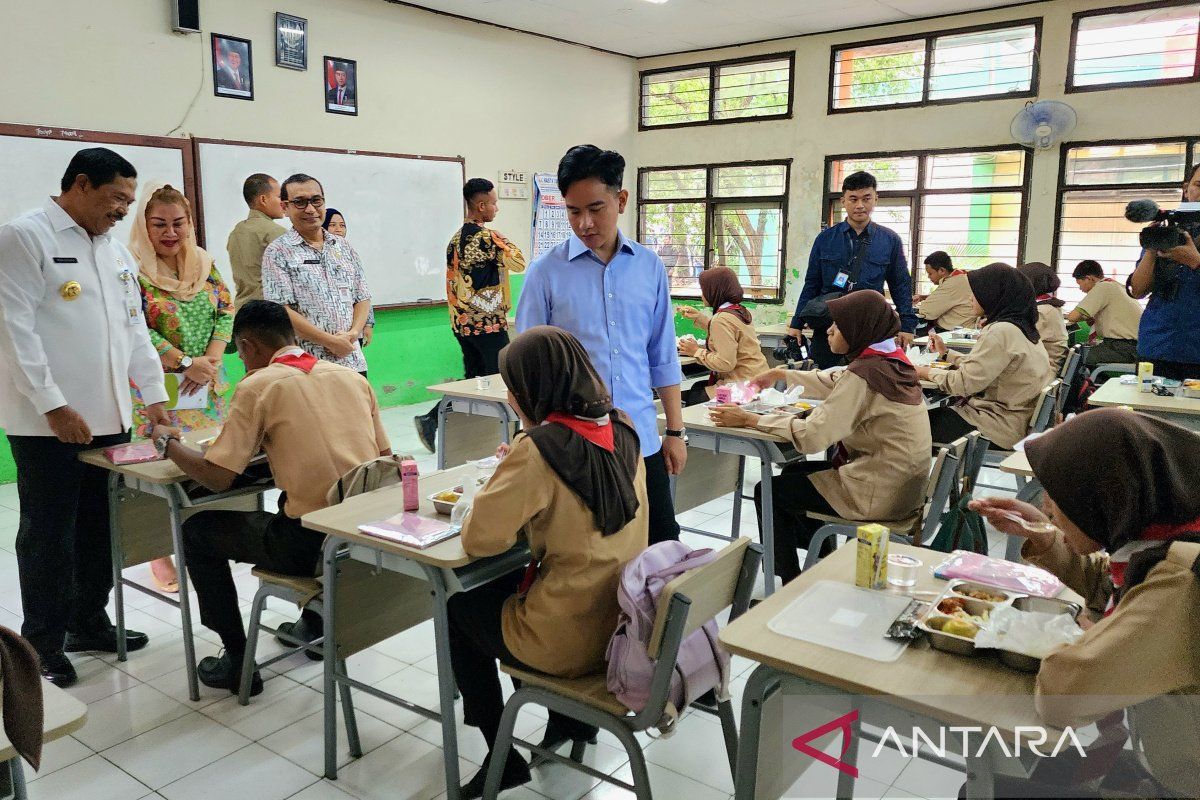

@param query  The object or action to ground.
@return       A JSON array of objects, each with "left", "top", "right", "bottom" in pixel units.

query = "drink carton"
[
  {"left": 855, "top": 523, "right": 889, "bottom": 590},
  {"left": 401, "top": 459, "right": 420, "bottom": 512}
]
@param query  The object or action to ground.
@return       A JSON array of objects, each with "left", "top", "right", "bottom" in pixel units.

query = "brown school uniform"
[
  {"left": 1074, "top": 279, "right": 1143, "bottom": 342},
  {"left": 917, "top": 272, "right": 979, "bottom": 330},
  {"left": 460, "top": 433, "right": 649, "bottom": 678},
  {"left": 693, "top": 312, "right": 770, "bottom": 398},
  {"left": 1035, "top": 304, "right": 1069, "bottom": 374},
  {"left": 755, "top": 369, "right": 932, "bottom": 524},
  {"left": 929, "top": 321, "right": 1052, "bottom": 449}
]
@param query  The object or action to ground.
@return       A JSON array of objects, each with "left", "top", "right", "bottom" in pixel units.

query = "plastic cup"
[
  {"left": 886, "top": 554, "right": 922, "bottom": 588},
  {"left": 476, "top": 376, "right": 491, "bottom": 390}
]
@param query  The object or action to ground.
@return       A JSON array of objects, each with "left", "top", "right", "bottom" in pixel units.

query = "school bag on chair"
[
  {"left": 326, "top": 454, "right": 410, "bottom": 506},
  {"left": 605, "top": 540, "right": 731, "bottom": 735}
]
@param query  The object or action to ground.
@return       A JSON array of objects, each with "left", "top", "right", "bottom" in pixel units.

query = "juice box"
[
  {"left": 855, "top": 523, "right": 889, "bottom": 590},
  {"left": 714, "top": 385, "right": 732, "bottom": 404},
  {"left": 401, "top": 459, "right": 420, "bottom": 512},
  {"left": 1138, "top": 361, "right": 1154, "bottom": 393}
]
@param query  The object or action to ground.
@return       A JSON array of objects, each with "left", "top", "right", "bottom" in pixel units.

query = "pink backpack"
[{"left": 605, "top": 541, "right": 731, "bottom": 733}]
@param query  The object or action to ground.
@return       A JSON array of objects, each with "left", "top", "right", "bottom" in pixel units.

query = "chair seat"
[
  {"left": 251, "top": 567, "right": 321, "bottom": 598},
  {"left": 500, "top": 664, "right": 630, "bottom": 718},
  {"left": 805, "top": 510, "right": 919, "bottom": 535}
]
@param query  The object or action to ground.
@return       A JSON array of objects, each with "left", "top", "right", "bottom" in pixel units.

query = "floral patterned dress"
[{"left": 131, "top": 267, "right": 234, "bottom": 433}]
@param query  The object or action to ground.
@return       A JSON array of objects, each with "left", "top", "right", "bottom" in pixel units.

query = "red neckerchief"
[
  {"left": 271, "top": 351, "right": 319, "bottom": 374},
  {"left": 1106, "top": 515, "right": 1200, "bottom": 615},
  {"left": 949, "top": 269, "right": 968, "bottom": 277},
  {"left": 544, "top": 411, "right": 614, "bottom": 452},
  {"left": 715, "top": 303, "right": 752, "bottom": 324},
  {"left": 1102, "top": 277, "right": 1117, "bottom": 283},
  {"left": 856, "top": 345, "right": 913, "bottom": 366},
  {"left": 1036, "top": 293, "right": 1055, "bottom": 303}
]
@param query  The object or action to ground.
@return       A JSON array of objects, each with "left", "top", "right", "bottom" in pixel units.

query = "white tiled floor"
[{"left": 0, "top": 401, "right": 1025, "bottom": 799}]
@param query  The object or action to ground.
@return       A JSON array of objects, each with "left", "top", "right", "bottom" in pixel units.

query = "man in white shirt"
[{"left": 0, "top": 148, "right": 170, "bottom": 687}]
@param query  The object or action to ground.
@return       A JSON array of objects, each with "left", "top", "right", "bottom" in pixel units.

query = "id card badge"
[
  {"left": 833, "top": 271, "right": 850, "bottom": 289},
  {"left": 339, "top": 284, "right": 352, "bottom": 303},
  {"left": 119, "top": 268, "right": 142, "bottom": 326}
]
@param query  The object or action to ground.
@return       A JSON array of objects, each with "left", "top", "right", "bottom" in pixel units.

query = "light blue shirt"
[{"left": 516, "top": 231, "right": 682, "bottom": 457}]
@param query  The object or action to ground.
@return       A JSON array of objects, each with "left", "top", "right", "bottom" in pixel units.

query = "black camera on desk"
[
  {"left": 1125, "top": 199, "right": 1200, "bottom": 251},
  {"left": 772, "top": 334, "right": 813, "bottom": 370}
]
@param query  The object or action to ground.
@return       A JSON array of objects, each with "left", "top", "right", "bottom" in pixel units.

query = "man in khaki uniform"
[
  {"left": 916, "top": 251, "right": 978, "bottom": 331},
  {"left": 1067, "top": 259, "right": 1142, "bottom": 366},
  {"left": 226, "top": 173, "right": 286, "bottom": 310}
]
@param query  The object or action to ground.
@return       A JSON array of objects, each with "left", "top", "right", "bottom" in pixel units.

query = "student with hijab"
[
  {"left": 129, "top": 183, "right": 234, "bottom": 593},
  {"left": 321, "top": 207, "right": 374, "bottom": 347},
  {"left": 678, "top": 267, "right": 769, "bottom": 405},
  {"left": 446, "top": 326, "right": 649, "bottom": 798},
  {"left": 1017, "top": 261, "right": 1069, "bottom": 373},
  {"left": 971, "top": 409, "right": 1200, "bottom": 799},
  {"left": 918, "top": 263, "right": 1051, "bottom": 449},
  {"left": 710, "top": 291, "right": 931, "bottom": 583}
]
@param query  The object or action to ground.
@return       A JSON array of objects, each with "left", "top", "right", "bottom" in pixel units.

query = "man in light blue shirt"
[{"left": 517, "top": 144, "right": 685, "bottom": 544}]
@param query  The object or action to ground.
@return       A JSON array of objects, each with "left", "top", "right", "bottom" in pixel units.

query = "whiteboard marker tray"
[{"left": 767, "top": 580, "right": 912, "bottom": 662}]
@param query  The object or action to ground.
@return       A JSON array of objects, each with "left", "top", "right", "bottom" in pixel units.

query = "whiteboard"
[
  {"left": 0, "top": 132, "right": 186, "bottom": 247},
  {"left": 195, "top": 140, "right": 464, "bottom": 307}
]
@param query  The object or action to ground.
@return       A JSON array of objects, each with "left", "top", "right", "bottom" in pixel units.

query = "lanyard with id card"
[
  {"left": 119, "top": 265, "right": 142, "bottom": 326},
  {"left": 834, "top": 229, "right": 872, "bottom": 291}
]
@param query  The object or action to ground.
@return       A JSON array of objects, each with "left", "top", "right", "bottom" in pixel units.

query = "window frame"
[
  {"left": 638, "top": 52, "right": 796, "bottom": 131},
  {"left": 827, "top": 18, "right": 1043, "bottom": 114},
  {"left": 822, "top": 144, "right": 1035, "bottom": 289},
  {"left": 637, "top": 158, "right": 793, "bottom": 303},
  {"left": 1066, "top": 0, "right": 1200, "bottom": 93}
]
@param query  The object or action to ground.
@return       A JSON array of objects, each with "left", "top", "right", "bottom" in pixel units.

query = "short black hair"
[
  {"left": 242, "top": 173, "right": 277, "bottom": 206},
  {"left": 1073, "top": 259, "right": 1105, "bottom": 280},
  {"left": 923, "top": 251, "right": 953, "bottom": 272},
  {"left": 233, "top": 300, "right": 295, "bottom": 346},
  {"left": 841, "top": 171, "right": 877, "bottom": 194},
  {"left": 557, "top": 144, "right": 625, "bottom": 196},
  {"left": 60, "top": 147, "right": 137, "bottom": 193},
  {"left": 463, "top": 178, "right": 494, "bottom": 204},
  {"left": 279, "top": 173, "right": 323, "bottom": 201}
]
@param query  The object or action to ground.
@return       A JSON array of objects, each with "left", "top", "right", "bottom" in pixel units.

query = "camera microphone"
[{"left": 1125, "top": 198, "right": 1164, "bottom": 223}]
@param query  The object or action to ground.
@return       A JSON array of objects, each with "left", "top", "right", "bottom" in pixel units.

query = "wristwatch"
[
  {"left": 664, "top": 427, "right": 689, "bottom": 445},
  {"left": 178, "top": 355, "right": 193, "bottom": 370},
  {"left": 153, "top": 431, "right": 180, "bottom": 458}
]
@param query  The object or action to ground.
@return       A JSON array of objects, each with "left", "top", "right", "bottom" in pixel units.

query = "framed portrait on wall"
[
  {"left": 212, "top": 33, "right": 253, "bottom": 100},
  {"left": 275, "top": 13, "right": 307, "bottom": 70},
  {"left": 324, "top": 56, "right": 358, "bottom": 116}
]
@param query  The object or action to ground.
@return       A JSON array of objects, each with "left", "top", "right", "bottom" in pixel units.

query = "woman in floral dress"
[{"left": 129, "top": 184, "right": 234, "bottom": 591}]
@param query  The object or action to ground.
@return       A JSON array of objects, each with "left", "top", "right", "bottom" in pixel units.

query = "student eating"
[{"left": 677, "top": 266, "right": 769, "bottom": 405}]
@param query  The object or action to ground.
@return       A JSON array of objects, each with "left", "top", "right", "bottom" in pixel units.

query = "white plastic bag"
[{"left": 975, "top": 605, "right": 1084, "bottom": 659}]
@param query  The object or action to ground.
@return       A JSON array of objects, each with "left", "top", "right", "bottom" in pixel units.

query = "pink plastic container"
[{"left": 401, "top": 459, "right": 420, "bottom": 512}]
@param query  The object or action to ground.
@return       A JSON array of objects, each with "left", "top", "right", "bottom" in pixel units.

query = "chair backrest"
[
  {"left": 917, "top": 439, "right": 965, "bottom": 545},
  {"left": 1029, "top": 379, "right": 1062, "bottom": 434},
  {"left": 959, "top": 431, "right": 989, "bottom": 496},
  {"left": 1058, "top": 344, "right": 1084, "bottom": 381}
]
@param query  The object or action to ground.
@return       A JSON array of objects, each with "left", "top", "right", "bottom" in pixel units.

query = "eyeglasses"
[{"left": 286, "top": 196, "right": 325, "bottom": 210}]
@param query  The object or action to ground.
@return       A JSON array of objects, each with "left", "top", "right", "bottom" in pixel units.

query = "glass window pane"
[
  {"left": 1055, "top": 187, "right": 1180, "bottom": 304},
  {"left": 640, "top": 203, "right": 707, "bottom": 295},
  {"left": 929, "top": 24, "right": 1037, "bottom": 100},
  {"left": 713, "top": 58, "right": 791, "bottom": 120},
  {"left": 713, "top": 164, "right": 787, "bottom": 198},
  {"left": 829, "top": 156, "right": 919, "bottom": 191},
  {"left": 925, "top": 150, "right": 1025, "bottom": 189},
  {"left": 1073, "top": 5, "right": 1200, "bottom": 87},
  {"left": 641, "top": 168, "right": 707, "bottom": 200},
  {"left": 831, "top": 39, "right": 926, "bottom": 109},
  {"left": 918, "top": 192, "right": 1023, "bottom": 270},
  {"left": 712, "top": 203, "right": 784, "bottom": 300},
  {"left": 641, "top": 67, "right": 711, "bottom": 127},
  {"left": 1064, "top": 143, "right": 1188, "bottom": 186}
]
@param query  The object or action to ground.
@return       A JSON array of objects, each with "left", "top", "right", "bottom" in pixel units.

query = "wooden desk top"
[
  {"left": 427, "top": 376, "right": 511, "bottom": 404},
  {"left": 1089, "top": 378, "right": 1200, "bottom": 417},
  {"left": 720, "top": 542, "right": 1079, "bottom": 735},
  {"left": 756, "top": 323, "right": 792, "bottom": 338},
  {"left": 0, "top": 682, "right": 88, "bottom": 761},
  {"left": 998, "top": 450, "right": 1033, "bottom": 477},
  {"left": 79, "top": 428, "right": 221, "bottom": 485},
  {"left": 302, "top": 464, "right": 484, "bottom": 568},
  {"left": 665, "top": 402, "right": 792, "bottom": 444}
]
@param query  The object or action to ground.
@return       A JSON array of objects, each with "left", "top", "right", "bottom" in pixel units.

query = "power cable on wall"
[{"left": 167, "top": 29, "right": 206, "bottom": 136}]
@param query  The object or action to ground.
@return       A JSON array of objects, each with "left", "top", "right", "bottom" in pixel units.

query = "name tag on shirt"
[
  {"left": 53, "top": 257, "right": 79, "bottom": 264},
  {"left": 339, "top": 285, "right": 352, "bottom": 303},
  {"left": 303, "top": 258, "right": 321, "bottom": 265},
  {"left": 833, "top": 271, "right": 850, "bottom": 289}
]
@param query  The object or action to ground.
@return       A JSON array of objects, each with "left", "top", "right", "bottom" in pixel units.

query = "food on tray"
[
  {"left": 789, "top": 402, "right": 813, "bottom": 411},
  {"left": 433, "top": 491, "right": 461, "bottom": 503},
  {"left": 952, "top": 586, "right": 1007, "bottom": 603},
  {"left": 941, "top": 618, "right": 980, "bottom": 639}
]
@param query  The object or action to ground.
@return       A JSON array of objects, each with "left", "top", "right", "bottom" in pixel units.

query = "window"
[
  {"left": 1054, "top": 139, "right": 1199, "bottom": 304},
  {"left": 830, "top": 21, "right": 1039, "bottom": 112},
  {"left": 1068, "top": 2, "right": 1200, "bottom": 91},
  {"left": 638, "top": 161, "right": 790, "bottom": 301},
  {"left": 640, "top": 54, "right": 793, "bottom": 129},
  {"left": 825, "top": 148, "right": 1030, "bottom": 296}
]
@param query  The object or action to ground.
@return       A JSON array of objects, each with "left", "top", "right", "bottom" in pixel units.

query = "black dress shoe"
[
  {"left": 414, "top": 413, "right": 437, "bottom": 454},
  {"left": 197, "top": 653, "right": 263, "bottom": 697},
  {"left": 460, "top": 752, "right": 531, "bottom": 800},
  {"left": 530, "top": 718, "right": 598, "bottom": 765},
  {"left": 39, "top": 652, "right": 77, "bottom": 688},
  {"left": 64, "top": 626, "right": 149, "bottom": 654},
  {"left": 275, "top": 620, "right": 322, "bottom": 661}
]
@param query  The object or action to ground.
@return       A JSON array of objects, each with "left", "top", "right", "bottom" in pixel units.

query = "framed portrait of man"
[
  {"left": 275, "top": 13, "right": 307, "bottom": 70},
  {"left": 212, "top": 33, "right": 253, "bottom": 100},
  {"left": 324, "top": 56, "right": 358, "bottom": 116}
]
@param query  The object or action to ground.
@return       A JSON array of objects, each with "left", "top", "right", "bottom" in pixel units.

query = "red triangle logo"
[{"left": 791, "top": 709, "right": 860, "bottom": 777}]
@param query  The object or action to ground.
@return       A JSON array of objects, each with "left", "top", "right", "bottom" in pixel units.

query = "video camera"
[
  {"left": 773, "top": 334, "right": 809, "bottom": 366},
  {"left": 1124, "top": 199, "right": 1200, "bottom": 251}
]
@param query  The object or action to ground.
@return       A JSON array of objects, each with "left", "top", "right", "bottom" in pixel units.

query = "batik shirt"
[{"left": 446, "top": 223, "right": 526, "bottom": 336}]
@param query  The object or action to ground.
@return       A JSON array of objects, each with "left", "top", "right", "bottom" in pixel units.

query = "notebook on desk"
[
  {"left": 358, "top": 513, "right": 460, "bottom": 549},
  {"left": 104, "top": 442, "right": 161, "bottom": 465}
]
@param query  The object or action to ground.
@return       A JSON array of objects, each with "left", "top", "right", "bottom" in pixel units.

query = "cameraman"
[
  {"left": 1128, "top": 163, "right": 1200, "bottom": 380},
  {"left": 786, "top": 171, "right": 916, "bottom": 368}
]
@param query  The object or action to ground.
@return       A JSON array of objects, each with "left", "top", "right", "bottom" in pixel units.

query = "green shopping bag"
[{"left": 930, "top": 494, "right": 988, "bottom": 554}]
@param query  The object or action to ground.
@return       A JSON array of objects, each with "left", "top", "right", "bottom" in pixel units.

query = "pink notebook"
[
  {"left": 934, "top": 550, "right": 1065, "bottom": 598},
  {"left": 358, "top": 513, "right": 460, "bottom": 549},
  {"left": 104, "top": 442, "right": 161, "bottom": 465}
]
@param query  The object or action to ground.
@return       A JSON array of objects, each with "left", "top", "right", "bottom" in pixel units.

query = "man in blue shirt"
[
  {"left": 517, "top": 144, "right": 685, "bottom": 545},
  {"left": 787, "top": 171, "right": 917, "bottom": 368}
]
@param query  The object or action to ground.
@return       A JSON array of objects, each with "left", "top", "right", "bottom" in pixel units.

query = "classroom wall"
[{"left": 634, "top": 0, "right": 1200, "bottom": 325}]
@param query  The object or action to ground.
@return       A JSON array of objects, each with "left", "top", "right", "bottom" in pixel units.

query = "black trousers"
[
  {"left": 457, "top": 331, "right": 510, "bottom": 379},
  {"left": 753, "top": 461, "right": 835, "bottom": 584},
  {"left": 1144, "top": 358, "right": 1200, "bottom": 381},
  {"left": 928, "top": 406, "right": 979, "bottom": 445},
  {"left": 1085, "top": 339, "right": 1138, "bottom": 367},
  {"left": 182, "top": 508, "right": 324, "bottom": 656},
  {"left": 644, "top": 449, "right": 680, "bottom": 544},
  {"left": 9, "top": 431, "right": 130, "bottom": 657}
]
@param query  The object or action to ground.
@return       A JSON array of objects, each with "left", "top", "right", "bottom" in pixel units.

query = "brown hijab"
[
  {"left": 1017, "top": 262, "right": 1066, "bottom": 309},
  {"left": 499, "top": 326, "right": 641, "bottom": 535},
  {"left": 967, "top": 262, "right": 1040, "bottom": 343},
  {"left": 699, "top": 267, "right": 751, "bottom": 324},
  {"left": 1026, "top": 408, "right": 1200, "bottom": 550},
  {"left": 826, "top": 291, "right": 923, "bottom": 405}
]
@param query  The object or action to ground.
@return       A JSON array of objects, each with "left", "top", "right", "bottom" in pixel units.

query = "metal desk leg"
[
  {"left": 421, "top": 563, "right": 462, "bottom": 800},
  {"left": 436, "top": 397, "right": 451, "bottom": 471},
  {"left": 323, "top": 537, "right": 342, "bottom": 780},
  {"left": 754, "top": 443, "right": 776, "bottom": 596},
  {"left": 963, "top": 752, "right": 996, "bottom": 799},
  {"left": 107, "top": 473, "right": 127, "bottom": 663},
  {"left": 498, "top": 403, "right": 513, "bottom": 445},
  {"left": 1005, "top": 478, "right": 1044, "bottom": 562},
  {"left": 730, "top": 455, "right": 746, "bottom": 540},
  {"left": 167, "top": 491, "right": 200, "bottom": 702},
  {"left": 734, "top": 664, "right": 783, "bottom": 800}
]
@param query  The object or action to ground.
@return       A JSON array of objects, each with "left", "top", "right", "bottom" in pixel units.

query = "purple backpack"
[{"left": 605, "top": 541, "right": 731, "bottom": 732}]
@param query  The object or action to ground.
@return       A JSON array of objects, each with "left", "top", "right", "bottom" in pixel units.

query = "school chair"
[
  {"left": 482, "top": 538, "right": 763, "bottom": 800},
  {"left": 1055, "top": 344, "right": 1089, "bottom": 420},
  {"left": 801, "top": 436, "right": 968, "bottom": 570},
  {"left": 974, "top": 379, "right": 1061, "bottom": 495}
]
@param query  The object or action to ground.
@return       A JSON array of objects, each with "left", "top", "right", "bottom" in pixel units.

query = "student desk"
[
  {"left": 302, "top": 464, "right": 529, "bottom": 797},
  {"left": 722, "top": 541, "right": 1079, "bottom": 800},
  {"left": 79, "top": 434, "right": 273, "bottom": 701},
  {"left": 913, "top": 331, "right": 980, "bottom": 352},
  {"left": 1088, "top": 378, "right": 1200, "bottom": 431},
  {"left": 1, "top": 682, "right": 88, "bottom": 799},
  {"left": 756, "top": 323, "right": 792, "bottom": 351}
]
